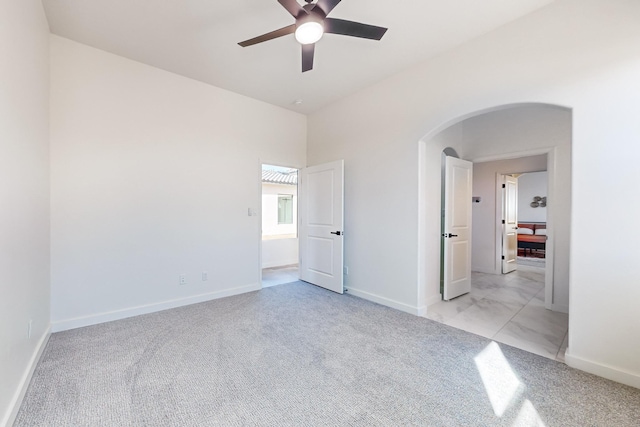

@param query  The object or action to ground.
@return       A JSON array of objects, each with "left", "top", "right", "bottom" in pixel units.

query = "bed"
[{"left": 517, "top": 223, "right": 547, "bottom": 257}]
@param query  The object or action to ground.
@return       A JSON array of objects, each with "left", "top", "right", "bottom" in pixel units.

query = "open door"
[
  {"left": 501, "top": 175, "right": 518, "bottom": 274},
  {"left": 299, "top": 160, "right": 344, "bottom": 294},
  {"left": 443, "top": 157, "right": 473, "bottom": 300}
]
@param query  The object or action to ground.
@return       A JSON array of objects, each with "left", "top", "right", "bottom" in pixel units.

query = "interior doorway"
[
  {"left": 433, "top": 153, "right": 567, "bottom": 361},
  {"left": 511, "top": 171, "right": 548, "bottom": 265},
  {"left": 423, "top": 104, "right": 571, "bottom": 361},
  {"left": 261, "top": 164, "right": 299, "bottom": 287}
]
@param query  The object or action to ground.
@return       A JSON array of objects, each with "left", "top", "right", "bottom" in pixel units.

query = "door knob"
[
  {"left": 330, "top": 231, "right": 342, "bottom": 236},
  {"left": 445, "top": 233, "right": 458, "bottom": 238}
]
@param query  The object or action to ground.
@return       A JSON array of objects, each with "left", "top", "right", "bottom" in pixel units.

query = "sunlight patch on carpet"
[
  {"left": 512, "top": 399, "right": 546, "bottom": 427},
  {"left": 474, "top": 341, "right": 524, "bottom": 417}
]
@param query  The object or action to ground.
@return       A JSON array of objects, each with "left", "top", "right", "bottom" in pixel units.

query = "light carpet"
[{"left": 15, "top": 282, "right": 640, "bottom": 426}]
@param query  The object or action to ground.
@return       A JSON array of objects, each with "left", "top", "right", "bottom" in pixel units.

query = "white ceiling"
[{"left": 42, "top": 0, "right": 555, "bottom": 114}]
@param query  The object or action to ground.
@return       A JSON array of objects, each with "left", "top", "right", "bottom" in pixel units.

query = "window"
[{"left": 278, "top": 194, "right": 294, "bottom": 224}]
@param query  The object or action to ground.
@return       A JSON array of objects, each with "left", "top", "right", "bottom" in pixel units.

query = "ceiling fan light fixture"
[
  {"left": 295, "top": 21, "right": 324, "bottom": 45},
  {"left": 238, "top": 0, "right": 388, "bottom": 72}
]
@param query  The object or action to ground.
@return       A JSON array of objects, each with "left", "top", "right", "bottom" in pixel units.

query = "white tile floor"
[
  {"left": 427, "top": 264, "right": 569, "bottom": 362},
  {"left": 262, "top": 264, "right": 299, "bottom": 288}
]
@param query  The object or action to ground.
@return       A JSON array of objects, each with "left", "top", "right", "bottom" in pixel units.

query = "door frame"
[
  {"left": 486, "top": 150, "right": 555, "bottom": 310},
  {"left": 257, "top": 159, "right": 304, "bottom": 287}
]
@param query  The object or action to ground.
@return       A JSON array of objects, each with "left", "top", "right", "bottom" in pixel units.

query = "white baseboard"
[
  {"left": 346, "top": 287, "right": 421, "bottom": 316},
  {"left": 262, "top": 260, "right": 299, "bottom": 269},
  {"left": 550, "top": 303, "right": 569, "bottom": 314},
  {"left": 472, "top": 267, "right": 498, "bottom": 275},
  {"left": 565, "top": 349, "right": 640, "bottom": 389},
  {"left": 2, "top": 326, "right": 51, "bottom": 427},
  {"left": 51, "top": 283, "right": 261, "bottom": 332}
]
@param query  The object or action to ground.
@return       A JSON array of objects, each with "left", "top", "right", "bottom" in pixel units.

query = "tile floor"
[
  {"left": 426, "top": 264, "right": 569, "bottom": 362},
  {"left": 262, "top": 264, "right": 300, "bottom": 288}
]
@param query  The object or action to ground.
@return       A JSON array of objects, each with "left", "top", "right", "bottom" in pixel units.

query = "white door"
[
  {"left": 443, "top": 157, "right": 473, "bottom": 301},
  {"left": 299, "top": 160, "right": 344, "bottom": 294},
  {"left": 501, "top": 175, "right": 519, "bottom": 274}
]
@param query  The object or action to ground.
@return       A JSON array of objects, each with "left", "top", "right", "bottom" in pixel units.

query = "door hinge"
[
  {"left": 502, "top": 219, "right": 505, "bottom": 224},
  {"left": 501, "top": 256, "right": 505, "bottom": 260},
  {"left": 502, "top": 184, "right": 506, "bottom": 188}
]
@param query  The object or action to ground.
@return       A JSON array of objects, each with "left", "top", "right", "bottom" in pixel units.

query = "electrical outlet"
[
  {"left": 179, "top": 274, "right": 187, "bottom": 285},
  {"left": 202, "top": 271, "right": 208, "bottom": 281},
  {"left": 343, "top": 266, "right": 349, "bottom": 275}
]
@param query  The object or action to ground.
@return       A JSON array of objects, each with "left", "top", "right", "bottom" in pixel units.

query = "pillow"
[
  {"left": 535, "top": 228, "right": 547, "bottom": 236},
  {"left": 518, "top": 228, "right": 534, "bottom": 235}
]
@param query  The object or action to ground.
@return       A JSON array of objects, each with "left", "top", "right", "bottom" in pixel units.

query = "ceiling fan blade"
[
  {"left": 278, "top": 0, "right": 308, "bottom": 18},
  {"left": 315, "top": 0, "right": 341, "bottom": 16},
  {"left": 238, "top": 24, "right": 296, "bottom": 47},
  {"left": 302, "top": 43, "right": 315, "bottom": 72},
  {"left": 324, "top": 18, "right": 388, "bottom": 40}
]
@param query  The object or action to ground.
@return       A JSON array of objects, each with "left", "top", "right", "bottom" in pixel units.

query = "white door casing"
[
  {"left": 502, "top": 175, "right": 519, "bottom": 274},
  {"left": 299, "top": 160, "right": 344, "bottom": 294},
  {"left": 443, "top": 157, "right": 473, "bottom": 300}
]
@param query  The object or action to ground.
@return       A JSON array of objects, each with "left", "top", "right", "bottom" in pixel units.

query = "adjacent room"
[
  {"left": 425, "top": 105, "right": 568, "bottom": 361},
  {"left": 3, "top": 0, "right": 640, "bottom": 426},
  {"left": 261, "top": 164, "right": 300, "bottom": 287}
]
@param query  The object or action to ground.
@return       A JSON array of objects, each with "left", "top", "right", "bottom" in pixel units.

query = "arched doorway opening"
[{"left": 419, "top": 103, "right": 572, "bottom": 360}]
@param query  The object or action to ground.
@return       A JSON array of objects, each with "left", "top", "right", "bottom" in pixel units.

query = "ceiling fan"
[{"left": 238, "top": 0, "right": 388, "bottom": 72}]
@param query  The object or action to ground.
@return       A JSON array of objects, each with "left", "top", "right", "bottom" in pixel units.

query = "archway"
[{"left": 418, "top": 103, "right": 572, "bottom": 358}]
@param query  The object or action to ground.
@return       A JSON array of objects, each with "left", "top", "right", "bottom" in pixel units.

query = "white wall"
[
  {"left": 50, "top": 36, "right": 307, "bottom": 331},
  {"left": 308, "top": 0, "right": 640, "bottom": 388},
  {"left": 0, "top": 1, "right": 51, "bottom": 425},
  {"left": 261, "top": 239, "right": 299, "bottom": 269},
  {"left": 518, "top": 172, "right": 548, "bottom": 223},
  {"left": 261, "top": 182, "right": 298, "bottom": 268},
  {"left": 471, "top": 154, "right": 549, "bottom": 275},
  {"left": 262, "top": 182, "right": 298, "bottom": 237}
]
